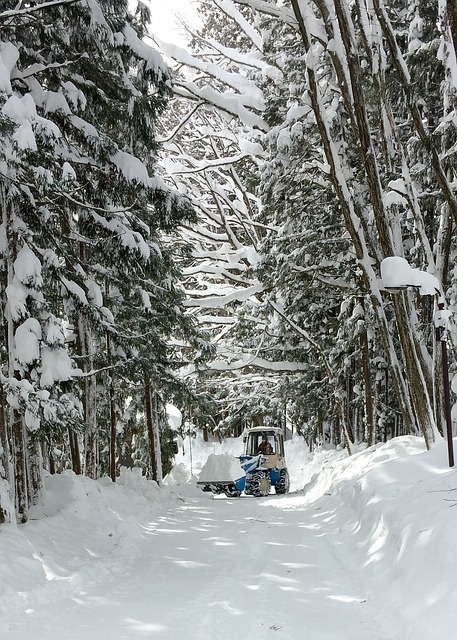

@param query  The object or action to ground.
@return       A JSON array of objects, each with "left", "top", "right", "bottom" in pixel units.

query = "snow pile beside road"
[
  {"left": 198, "top": 453, "right": 245, "bottom": 482},
  {"left": 262, "top": 436, "right": 457, "bottom": 638},
  {"left": 0, "top": 466, "right": 201, "bottom": 632}
]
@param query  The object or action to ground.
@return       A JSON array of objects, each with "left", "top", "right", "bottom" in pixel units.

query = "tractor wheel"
[
  {"left": 250, "top": 471, "right": 271, "bottom": 497},
  {"left": 275, "top": 469, "right": 290, "bottom": 495}
]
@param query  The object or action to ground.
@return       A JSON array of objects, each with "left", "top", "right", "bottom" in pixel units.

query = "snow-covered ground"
[{"left": 1, "top": 434, "right": 457, "bottom": 639}]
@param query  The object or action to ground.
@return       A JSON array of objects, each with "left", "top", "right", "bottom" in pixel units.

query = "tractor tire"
[
  {"left": 250, "top": 470, "right": 271, "bottom": 497},
  {"left": 275, "top": 469, "right": 290, "bottom": 495}
]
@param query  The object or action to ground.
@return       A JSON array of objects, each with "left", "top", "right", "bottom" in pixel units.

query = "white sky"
[{"left": 146, "top": 0, "right": 202, "bottom": 45}]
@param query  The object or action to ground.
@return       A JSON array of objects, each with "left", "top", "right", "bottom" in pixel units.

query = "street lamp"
[{"left": 380, "top": 257, "right": 454, "bottom": 467}]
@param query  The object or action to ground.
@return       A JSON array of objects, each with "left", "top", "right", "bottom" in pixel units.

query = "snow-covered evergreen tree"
[
  {"left": 156, "top": 0, "right": 457, "bottom": 450},
  {"left": 0, "top": 0, "right": 196, "bottom": 522}
]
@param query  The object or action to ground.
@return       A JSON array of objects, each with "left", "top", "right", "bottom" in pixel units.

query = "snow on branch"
[
  {"left": 163, "top": 153, "right": 250, "bottom": 175},
  {"left": 122, "top": 25, "right": 169, "bottom": 77},
  {"left": 193, "top": 37, "right": 283, "bottom": 82},
  {"left": 212, "top": 0, "right": 263, "bottom": 50},
  {"left": 156, "top": 39, "right": 266, "bottom": 111},
  {"left": 209, "top": 354, "right": 308, "bottom": 372},
  {"left": 184, "top": 283, "right": 263, "bottom": 308},
  {"left": 158, "top": 101, "right": 205, "bottom": 143},
  {"left": 0, "top": 0, "right": 81, "bottom": 21},
  {"left": 233, "top": 0, "right": 297, "bottom": 26},
  {"left": 173, "top": 82, "right": 268, "bottom": 131}
]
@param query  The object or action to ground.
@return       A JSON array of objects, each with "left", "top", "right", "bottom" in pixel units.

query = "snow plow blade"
[{"left": 197, "top": 478, "right": 245, "bottom": 497}]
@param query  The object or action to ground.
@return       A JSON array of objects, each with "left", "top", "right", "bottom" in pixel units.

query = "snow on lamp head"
[{"left": 380, "top": 257, "right": 440, "bottom": 296}]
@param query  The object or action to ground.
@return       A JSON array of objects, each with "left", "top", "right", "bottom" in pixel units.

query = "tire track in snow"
[{"left": 3, "top": 492, "right": 403, "bottom": 639}]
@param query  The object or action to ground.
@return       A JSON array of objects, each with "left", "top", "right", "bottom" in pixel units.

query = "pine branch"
[{"left": 0, "top": 0, "right": 81, "bottom": 22}]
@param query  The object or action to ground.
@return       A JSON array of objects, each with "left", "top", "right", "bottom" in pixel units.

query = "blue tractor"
[{"left": 197, "top": 427, "right": 290, "bottom": 498}]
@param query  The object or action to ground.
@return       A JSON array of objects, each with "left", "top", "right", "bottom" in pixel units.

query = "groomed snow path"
[{"left": 5, "top": 492, "right": 400, "bottom": 640}]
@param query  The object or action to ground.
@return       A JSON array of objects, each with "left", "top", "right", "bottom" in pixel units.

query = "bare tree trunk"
[
  {"left": 11, "top": 408, "right": 27, "bottom": 523},
  {"left": 152, "top": 391, "right": 163, "bottom": 484},
  {"left": 79, "top": 315, "right": 97, "bottom": 478},
  {"left": 0, "top": 385, "right": 11, "bottom": 524},
  {"left": 68, "top": 429, "right": 82, "bottom": 474},
  {"left": 27, "top": 437, "right": 42, "bottom": 508},
  {"left": 109, "top": 376, "right": 117, "bottom": 482},
  {"left": 360, "top": 323, "right": 375, "bottom": 447},
  {"left": 144, "top": 379, "right": 157, "bottom": 481}
]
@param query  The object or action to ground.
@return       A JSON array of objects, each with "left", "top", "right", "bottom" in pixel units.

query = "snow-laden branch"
[
  {"left": 192, "top": 36, "right": 283, "bottom": 82},
  {"left": 17, "top": 55, "right": 88, "bottom": 79},
  {"left": 0, "top": 0, "right": 81, "bottom": 21},
  {"left": 233, "top": 0, "right": 297, "bottom": 25},
  {"left": 212, "top": 0, "right": 263, "bottom": 50},
  {"left": 162, "top": 152, "right": 250, "bottom": 175},
  {"left": 209, "top": 354, "right": 308, "bottom": 372},
  {"left": 173, "top": 82, "right": 268, "bottom": 131},
  {"left": 184, "top": 283, "right": 263, "bottom": 308},
  {"left": 154, "top": 38, "right": 265, "bottom": 108}
]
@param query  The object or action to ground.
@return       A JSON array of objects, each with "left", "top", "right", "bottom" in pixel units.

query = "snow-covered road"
[
  {"left": 5, "top": 492, "right": 399, "bottom": 640},
  {"left": 2, "top": 436, "right": 457, "bottom": 640}
]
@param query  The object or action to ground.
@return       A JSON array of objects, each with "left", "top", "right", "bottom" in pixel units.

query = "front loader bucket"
[{"left": 197, "top": 475, "right": 245, "bottom": 497}]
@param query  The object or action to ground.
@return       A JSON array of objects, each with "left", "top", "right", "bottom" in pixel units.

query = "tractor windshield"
[{"left": 246, "top": 431, "right": 276, "bottom": 456}]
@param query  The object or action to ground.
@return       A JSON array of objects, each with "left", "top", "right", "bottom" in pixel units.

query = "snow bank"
[{"left": 0, "top": 467, "right": 200, "bottom": 631}]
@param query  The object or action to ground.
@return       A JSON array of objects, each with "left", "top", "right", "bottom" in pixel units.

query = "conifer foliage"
[
  {"left": 157, "top": 0, "right": 457, "bottom": 449},
  {"left": 0, "top": 0, "right": 195, "bottom": 523}
]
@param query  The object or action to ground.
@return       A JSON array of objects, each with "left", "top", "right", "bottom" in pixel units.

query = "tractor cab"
[
  {"left": 197, "top": 425, "right": 290, "bottom": 497},
  {"left": 243, "top": 427, "right": 286, "bottom": 470}
]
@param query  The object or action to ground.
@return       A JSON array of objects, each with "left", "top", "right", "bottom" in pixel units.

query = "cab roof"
[{"left": 245, "top": 426, "right": 283, "bottom": 436}]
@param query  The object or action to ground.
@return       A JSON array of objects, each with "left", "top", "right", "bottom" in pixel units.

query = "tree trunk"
[
  {"left": 5, "top": 196, "right": 29, "bottom": 523},
  {"left": 446, "top": 0, "right": 457, "bottom": 83},
  {"left": 152, "top": 391, "right": 163, "bottom": 484},
  {"left": 11, "top": 408, "right": 28, "bottom": 524},
  {"left": 360, "top": 323, "right": 375, "bottom": 447},
  {"left": 109, "top": 376, "right": 117, "bottom": 482},
  {"left": 291, "top": 0, "right": 437, "bottom": 446},
  {"left": 27, "top": 437, "right": 42, "bottom": 508},
  {"left": 69, "top": 429, "right": 82, "bottom": 474},
  {"left": 0, "top": 385, "right": 11, "bottom": 524},
  {"left": 78, "top": 315, "right": 97, "bottom": 478},
  {"left": 144, "top": 379, "right": 158, "bottom": 481}
]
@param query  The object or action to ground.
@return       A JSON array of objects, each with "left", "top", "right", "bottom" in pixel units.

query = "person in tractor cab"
[{"left": 258, "top": 435, "right": 273, "bottom": 455}]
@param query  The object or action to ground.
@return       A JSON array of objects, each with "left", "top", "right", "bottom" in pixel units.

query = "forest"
[{"left": 0, "top": 0, "right": 456, "bottom": 525}]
